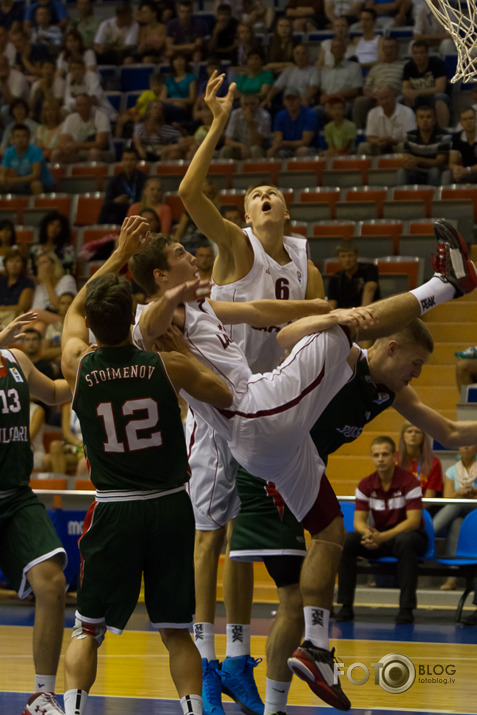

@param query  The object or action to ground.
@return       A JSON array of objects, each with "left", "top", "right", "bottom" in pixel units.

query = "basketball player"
[
  {"left": 60, "top": 216, "right": 233, "bottom": 715},
  {"left": 129, "top": 216, "right": 477, "bottom": 711},
  {"left": 178, "top": 70, "right": 325, "bottom": 715},
  {"left": 0, "top": 312, "right": 72, "bottom": 715}
]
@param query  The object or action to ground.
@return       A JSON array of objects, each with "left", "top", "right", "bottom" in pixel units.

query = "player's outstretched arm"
[
  {"left": 277, "top": 306, "right": 376, "bottom": 350},
  {"left": 13, "top": 349, "right": 71, "bottom": 406},
  {"left": 209, "top": 296, "right": 331, "bottom": 327}
]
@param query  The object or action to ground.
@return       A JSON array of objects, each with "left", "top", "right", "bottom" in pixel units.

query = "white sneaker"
[{"left": 22, "top": 692, "right": 65, "bottom": 714}]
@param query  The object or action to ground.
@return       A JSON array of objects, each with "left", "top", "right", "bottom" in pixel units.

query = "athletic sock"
[
  {"left": 264, "top": 678, "right": 291, "bottom": 715},
  {"left": 64, "top": 689, "right": 88, "bottom": 715},
  {"left": 410, "top": 276, "right": 455, "bottom": 315},
  {"left": 35, "top": 674, "right": 56, "bottom": 693},
  {"left": 226, "top": 624, "right": 251, "bottom": 658},
  {"left": 303, "top": 606, "right": 330, "bottom": 650},
  {"left": 193, "top": 622, "right": 216, "bottom": 661},
  {"left": 180, "top": 694, "right": 203, "bottom": 715}
]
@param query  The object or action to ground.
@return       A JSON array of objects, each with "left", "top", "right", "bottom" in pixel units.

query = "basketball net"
[{"left": 424, "top": 0, "right": 477, "bottom": 82}]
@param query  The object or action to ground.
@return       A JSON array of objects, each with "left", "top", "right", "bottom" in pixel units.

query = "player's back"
[{"left": 73, "top": 344, "right": 189, "bottom": 495}]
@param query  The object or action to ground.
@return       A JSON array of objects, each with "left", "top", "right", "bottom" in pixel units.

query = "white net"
[{"left": 424, "top": 0, "right": 477, "bottom": 82}]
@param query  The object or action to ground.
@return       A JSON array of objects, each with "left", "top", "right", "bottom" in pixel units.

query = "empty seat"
[
  {"left": 70, "top": 164, "right": 110, "bottom": 192},
  {"left": 376, "top": 255, "right": 422, "bottom": 289},
  {"left": 377, "top": 155, "right": 405, "bottom": 169},
  {"left": 277, "top": 171, "right": 317, "bottom": 190},
  {"left": 322, "top": 169, "right": 364, "bottom": 189},
  {"left": 72, "top": 194, "right": 105, "bottom": 226},
  {"left": 15, "top": 226, "right": 36, "bottom": 247},
  {"left": 242, "top": 160, "right": 282, "bottom": 186},
  {"left": 300, "top": 187, "right": 341, "bottom": 218},
  {"left": 331, "top": 156, "right": 371, "bottom": 184},
  {"left": 312, "top": 220, "right": 355, "bottom": 238},
  {"left": 74, "top": 478, "right": 94, "bottom": 490},
  {"left": 438, "top": 185, "right": 477, "bottom": 222},
  {"left": 359, "top": 218, "right": 402, "bottom": 254},
  {"left": 207, "top": 159, "right": 236, "bottom": 188},
  {"left": 217, "top": 189, "right": 246, "bottom": 211},
  {"left": 335, "top": 201, "right": 378, "bottom": 220},
  {"left": 164, "top": 191, "right": 186, "bottom": 221},
  {"left": 33, "top": 193, "right": 72, "bottom": 220},
  {"left": 383, "top": 200, "right": 427, "bottom": 220},
  {"left": 0, "top": 195, "right": 31, "bottom": 223},
  {"left": 286, "top": 157, "right": 327, "bottom": 185},
  {"left": 393, "top": 185, "right": 435, "bottom": 217},
  {"left": 288, "top": 202, "right": 331, "bottom": 222},
  {"left": 59, "top": 176, "right": 97, "bottom": 194},
  {"left": 346, "top": 186, "right": 387, "bottom": 217},
  {"left": 119, "top": 64, "right": 155, "bottom": 92}
]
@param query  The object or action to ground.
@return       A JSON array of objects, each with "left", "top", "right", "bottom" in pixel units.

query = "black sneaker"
[
  {"left": 395, "top": 608, "right": 414, "bottom": 625},
  {"left": 461, "top": 609, "right": 477, "bottom": 625},
  {"left": 432, "top": 219, "right": 477, "bottom": 297},
  {"left": 287, "top": 641, "right": 351, "bottom": 711},
  {"left": 335, "top": 606, "right": 354, "bottom": 622}
]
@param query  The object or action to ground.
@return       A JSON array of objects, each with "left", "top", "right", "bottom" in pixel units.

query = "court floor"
[{"left": 1, "top": 602, "right": 476, "bottom": 715}]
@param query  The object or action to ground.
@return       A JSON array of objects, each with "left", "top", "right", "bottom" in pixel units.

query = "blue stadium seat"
[
  {"left": 125, "top": 91, "right": 142, "bottom": 109},
  {"left": 106, "top": 92, "right": 122, "bottom": 113},
  {"left": 119, "top": 65, "right": 155, "bottom": 93}
]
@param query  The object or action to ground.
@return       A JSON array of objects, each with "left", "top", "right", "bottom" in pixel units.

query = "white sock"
[
  {"left": 64, "top": 689, "right": 88, "bottom": 715},
  {"left": 264, "top": 678, "right": 291, "bottom": 715},
  {"left": 304, "top": 606, "right": 330, "bottom": 650},
  {"left": 226, "top": 624, "right": 251, "bottom": 658},
  {"left": 410, "top": 276, "right": 455, "bottom": 315},
  {"left": 35, "top": 674, "right": 56, "bottom": 693},
  {"left": 180, "top": 694, "right": 203, "bottom": 715},
  {"left": 193, "top": 622, "right": 216, "bottom": 661}
]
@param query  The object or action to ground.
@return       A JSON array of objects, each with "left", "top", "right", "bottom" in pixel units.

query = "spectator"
[
  {"left": 195, "top": 240, "right": 216, "bottom": 281},
  {"left": 73, "top": 0, "right": 101, "bottom": 50},
  {"left": 220, "top": 94, "right": 271, "bottom": 159},
  {"left": 364, "top": 0, "right": 410, "bottom": 29},
  {"left": 231, "top": 21, "right": 256, "bottom": 70},
  {"left": 352, "top": 8, "right": 383, "bottom": 68},
  {"left": 0, "top": 54, "right": 29, "bottom": 123},
  {"left": 0, "top": 99, "right": 39, "bottom": 154},
  {"left": 397, "top": 422, "right": 443, "bottom": 498},
  {"left": 51, "top": 93, "right": 115, "bottom": 164},
  {"left": 317, "top": 37, "right": 363, "bottom": 122},
  {"left": 30, "top": 210, "right": 75, "bottom": 275},
  {"left": 397, "top": 103, "right": 451, "bottom": 186},
  {"left": 433, "top": 444, "right": 477, "bottom": 591},
  {"left": 413, "top": 1, "right": 456, "bottom": 57},
  {"left": 30, "top": 58, "right": 64, "bottom": 123},
  {"left": 243, "top": 0, "right": 275, "bottom": 32},
  {"left": 456, "top": 346, "right": 477, "bottom": 391},
  {"left": 449, "top": 106, "right": 477, "bottom": 183},
  {"left": 41, "top": 291, "right": 75, "bottom": 363},
  {"left": 34, "top": 97, "right": 64, "bottom": 161},
  {"left": 24, "top": 0, "right": 69, "bottom": 31},
  {"left": 336, "top": 435, "right": 428, "bottom": 625},
  {"left": 0, "top": 0, "right": 24, "bottom": 32},
  {"left": 327, "top": 241, "right": 380, "bottom": 308},
  {"left": 265, "top": 16, "right": 295, "bottom": 74},
  {"left": 208, "top": 3, "right": 239, "bottom": 60},
  {"left": 132, "top": 99, "right": 182, "bottom": 161},
  {"left": 317, "top": 16, "right": 355, "bottom": 67},
  {"left": 11, "top": 27, "right": 51, "bottom": 78},
  {"left": 160, "top": 51, "right": 197, "bottom": 122},
  {"left": 402, "top": 39, "right": 450, "bottom": 128},
  {"left": 30, "top": 5, "right": 63, "bottom": 55},
  {"left": 42, "top": 401, "right": 88, "bottom": 476},
  {"left": 264, "top": 43, "right": 320, "bottom": 109},
  {"left": 98, "top": 147, "right": 148, "bottom": 225},
  {"left": 0, "top": 25, "right": 16, "bottom": 67},
  {"left": 357, "top": 84, "right": 416, "bottom": 155},
  {"left": 115, "top": 71, "right": 165, "bottom": 139},
  {"left": 352, "top": 37, "right": 404, "bottom": 128},
  {"left": 0, "top": 248, "right": 34, "bottom": 327},
  {"left": 93, "top": 2, "right": 139, "bottom": 65},
  {"left": 285, "top": 0, "right": 325, "bottom": 32},
  {"left": 135, "top": 1, "right": 166, "bottom": 63},
  {"left": 322, "top": 95, "right": 356, "bottom": 156},
  {"left": 0, "top": 218, "right": 16, "bottom": 271},
  {"left": 267, "top": 89, "right": 319, "bottom": 158},
  {"left": 127, "top": 177, "right": 172, "bottom": 234},
  {"left": 19, "top": 327, "right": 58, "bottom": 379},
  {"left": 196, "top": 56, "right": 230, "bottom": 100},
  {"left": 235, "top": 48, "right": 274, "bottom": 101},
  {"left": 56, "top": 27, "right": 97, "bottom": 78},
  {"left": 220, "top": 204, "right": 245, "bottom": 227},
  {"left": 325, "top": 0, "right": 363, "bottom": 25},
  {"left": 174, "top": 178, "right": 220, "bottom": 251},
  {"left": 63, "top": 57, "right": 117, "bottom": 120},
  {"left": 31, "top": 250, "right": 77, "bottom": 323},
  {"left": 0, "top": 123, "right": 54, "bottom": 195},
  {"left": 164, "top": 0, "right": 208, "bottom": 62}
]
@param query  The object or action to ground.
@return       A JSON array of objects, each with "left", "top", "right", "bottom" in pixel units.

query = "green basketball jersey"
[
  {"left": 0, "top": 350, "right": 33, "bottom": 491},
  {"left": 310, "top": 351, "right": 395, "bottom": 463},
  {"left": 73, "top": 345, "right": 189, "bottom": 493}
]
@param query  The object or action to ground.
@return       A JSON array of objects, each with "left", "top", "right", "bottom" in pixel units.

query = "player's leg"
[
  {"left": 160, "top": 628, "right": 203, "bottom": 712},
  {"left": 64, "top": 621, "right": 103, "bottom": 715}
]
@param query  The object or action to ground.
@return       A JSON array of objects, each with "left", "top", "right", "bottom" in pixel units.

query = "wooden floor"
[{"left": 1, "top": 603, "right": 477, "bottom": 714}]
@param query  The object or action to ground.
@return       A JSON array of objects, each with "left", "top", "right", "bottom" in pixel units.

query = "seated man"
[
  {"left": 401, "top": 39, "right": 449, "bottom": 128},
  {"left": 449, "top": 107, "right": 477, "bottom": 183},
  {"left": 51, "top": 93, "right": 115, "bottom": 164},
  {"left": 63, "top": 57, "right": 117, "bottom": 120},
  {"left": 397, "top": 102, "right": 451, "bottom": 186},
  {"left": 219, "top": 93, "right": 271, "bottom": 159},
  {"left": 267, "top": 89, "right": 319, "bottom": 158},
  {"left": 264, "top": 43, "right": 320, "bottom": 110},
  {"left": 357, "top": 84, "right": 416, "bottom": 155},
  {"left": 327, "top": 242, "right": 381, "bottom": 309},
  {"left": 98, "top": 147, "right": 148, "bottom": 226},
  {"left": 316, "top": 38, "right": 363, "bottom": 124},
  {"left": 0, "top": 123, "right": 55, "bottom": 195},
  {"left": 336, "top": 435, "right": 428, "bottom": 625},
  {"left": 93, "top": 2, "right": 139, "bottom": 65},
  {"left": 164, "top": 0, "right": 208, "bottom": 61}
]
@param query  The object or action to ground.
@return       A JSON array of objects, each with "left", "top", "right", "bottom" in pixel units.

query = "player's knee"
[
  {"left": 195, "top": 527, "right": 225, "bottom": 561},
  {"left": 31, "top": 563, "right": 66, "bottom": 602},
  {"left": 159, "top": 627, "right": 191, "bottom": 651},
  {"left": 72, "top": 618, "right": 106, "bottom": 647},
  {"left": 316, "top": 515, "right": 346, "bottom": 547}
]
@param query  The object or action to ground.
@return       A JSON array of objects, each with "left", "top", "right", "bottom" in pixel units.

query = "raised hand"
[
  {"left": 0, "top": 311, "right": 38, "bottom": 348},
  {"left": 204, "top": 70, "right": 236, "bottom": 123},
  {"left": 118, "top": 215, "right": 151, "bottom": 257},
  {"left": 166, "top": 277, "right": 212, "bottom": 306},
  {"left": 330, "top": 306, "right": 377, "bottom": 330}
]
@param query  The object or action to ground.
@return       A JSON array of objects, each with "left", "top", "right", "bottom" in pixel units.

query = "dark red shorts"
[{"left": 301, "top": 473, "right": 342, "bottom": 536}]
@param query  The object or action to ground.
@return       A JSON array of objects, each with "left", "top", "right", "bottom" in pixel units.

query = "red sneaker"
[
  {"left": 432, "top": 219, "right": 477, "bottom": 297},
  {"left": 287, "top": 641, "right": 351, "bottom": 711}
]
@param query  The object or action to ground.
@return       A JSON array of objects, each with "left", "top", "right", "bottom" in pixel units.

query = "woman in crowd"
[
  {"left": 30, "top": 210, "right": 75, "bottom": 275},
  {"left": 127, "top": 177, "right": 171, "bottom": 233},
  {"left": 0, "top": 248, "right": 34, "bottom": 326},
  {"left": 397, "top": 421, "right": 443, "bottom": 498},
  {"left": 56, "top": 28, "right": 96, "bottom": 77},
  {"left": 231, "top": 22, "right": 257, "bottom": 70},
  {"left": 0, "top": 98, "right": 39, "bottom": 153},
  {"left": 133, "top": 100, "right": 182, "bottom": 161},
  {"left": 31, "top": 250, "right": 77, "bottom": 332},
  {"left": 160, "top": 51, "right": 197, "bottom": 121},
  {"left": 235, "top": 48, "right": 274, "bottom": 100},
  {"left": 433, "top": 445, "right": 477, "bottom": 590},
  {"left": 34, "top": 98, "right": 64, "bottom": 162},
  {"left": 266, "top": 16, "right": 295, "bottom": 73}
]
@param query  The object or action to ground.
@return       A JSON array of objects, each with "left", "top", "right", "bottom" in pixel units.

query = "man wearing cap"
[{"left": 266, "top": 89, "right": 319, "bottom": 158}]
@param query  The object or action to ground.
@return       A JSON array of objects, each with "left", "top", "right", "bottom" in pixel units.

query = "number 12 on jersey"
[{"left": 97, "top": 398, "right": 162, "bottom": 453}]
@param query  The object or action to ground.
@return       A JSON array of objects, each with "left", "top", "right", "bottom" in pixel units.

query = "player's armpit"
[{"left": 161, "top": 350, "right": 233, "bottom": 409}]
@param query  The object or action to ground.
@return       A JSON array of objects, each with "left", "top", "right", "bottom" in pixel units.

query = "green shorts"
[
  {"left": 77, "top": 488, "right": 195, "bottom": 633},
  {"left": 229, "top": 467, "right": 307, "bottom": 561},
  {"left": 0, "top": 487, "right": 67, "bottom": 598}
]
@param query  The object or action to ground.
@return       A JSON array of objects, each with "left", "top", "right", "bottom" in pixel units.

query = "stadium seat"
[
  {"left": 124, "top": 90, "right": 142, "bottom": 110},
  {"left": 0, "top": 209, "right": 17, "bottom": 223},
  {"left": 277, "top": 171, "right": 317, "bottom": 190},
  {"left": 359, "top": 218, "right": 402, "bottom": 254},
  {"left": 59, "top": 176, "right": 96, "bottom": 194},
  {"left": 157, "top": 160, "right": 189, "bottom": 177},
  {"left": 119, "top": 64, "right": 155, "bottom": 92},
  {"left": 164, "top": 191, "right": 186, "bottom": 221},
  {"left": 392, "top": 185, "right": 435, "bottom": 218},
  {"left": 97, "top": 64, "right": 117, "bottom": 87},
  {"left": 376, "top": 255, "right": 422, "bottom": 289},
  {"left": 72, "top": 194, "right": 105, "bottom": 226},
  {"left": 335, "top": 201, "right": 378, "bottom": 220},
  {"left": 331, "top": 156, "right": 371, "bottom": 183},
  {"left": 383, "top": 200, "right": 427, "bottom": 220},
  {"left": 71, "top": 163, "right": 110, "bottom": 192},
  {"left": 49, "top": 164, "right": 66, "bottom": 185},
  {"left": 217, "top": 189, "right": 246, "bottom": 211},
  {"left": 376, "top": 155, "right": 405, "bottom": 169},
  {"left": 32, "top": 194, "right": 72, "bottom": 220},
  {"left": 242, "top": 160, "right": 281, "bottom": 185},
  {"left": 408, "top": 219, "right": 435, "bottom": 234},
  {"left": 30, "top": 477, "right": 68, "bottom": 507},
  {"left": 312, "top": 220, "right": 355, "bottom": 238},
  {"left": 80, "top": 225, "right": 120, "bottom": 247},
  {"left": 105, "top": 91, "right": 122, "bottom": 113},
  {"left": 113, "top": 161, "right": 151, "bottom": 176},
  {"left": 300, "top": 187, "right": 341, "bottom": 218},
  {"left": 353, "top": 234, "right": 394, "bottom": 258},
  {"left": 346, "top": 187, "right": 387, "bottom": 217},
  {"left": 286, "top": 157, "right": 327, "bottom": 185},
  {"left": 322, "top": 168, "right": 364, "bottom": 188},
  {"left": 74, "top": 478, "right": 94, "bottom": 490},
  {"left": 0, "top": 196, "right": 30, "bottom": 223},
  {"left": 437, "top": 185, "right": 477, "bottom": 222},
  {"left": 15, "top": 226, "right": 36, "bottom": 247},
  {"left": 233, "top": 172, "right": 270, "bottom": 190},
  {"left": 208, "top": 159, "right": 236, "bottom": 188},
  {"left": 431, "top": 198, "right": 474, "bottom": 242},
  {"left": 288, "top": 202, "right": 332, "bottom": 222},
  {"left": 288, "top": 221, "right": 308, "bottom": 237},
  {"left": 307, "top": 236, "right": 343, "bottom": 262},
  {"left": 367, "top": 167, "right": 400, "bottom": 186}
]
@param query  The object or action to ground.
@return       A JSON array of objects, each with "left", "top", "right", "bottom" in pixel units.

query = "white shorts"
[
  {"left": 186, "top": 411, "right": 241, "bottom": 531},
  {"left": 187, "top": 325, "right": 353, "bottom": 524}
]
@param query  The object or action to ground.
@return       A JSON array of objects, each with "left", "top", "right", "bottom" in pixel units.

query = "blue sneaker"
[
  {"left": 219, "top": 655, "right": 264, "bottom": 715},
  {"left": 456, "top": 346, "right": 477, "bottom": 359},
  {"left": 202, "top": 659, "right": 226, "bottom": 715}
]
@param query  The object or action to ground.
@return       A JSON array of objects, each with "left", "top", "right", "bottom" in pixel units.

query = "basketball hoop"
[{"left": 424, "top": 0, "right": 477, "bottom": 82}]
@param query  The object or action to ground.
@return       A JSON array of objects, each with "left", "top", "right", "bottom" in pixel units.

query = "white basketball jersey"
[{"left": 211, "top": 228, "right": 309, "bottom": 373}]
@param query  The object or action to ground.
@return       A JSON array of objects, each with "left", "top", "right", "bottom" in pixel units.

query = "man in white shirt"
[
  {"left": 358, "top": 84, "right": 416, "bottom": 155},
  {"left": 51, "top": 93, "right": 115, "bottom": 163},
  {"left": 264, "top": 44, "right": 320, "bottom": 108},
  {"left": 0, "top": 54, "right": 28, "bottom": 123},
  {"left": 93, "top": 2, "right": 139, "bottom": 65}
]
